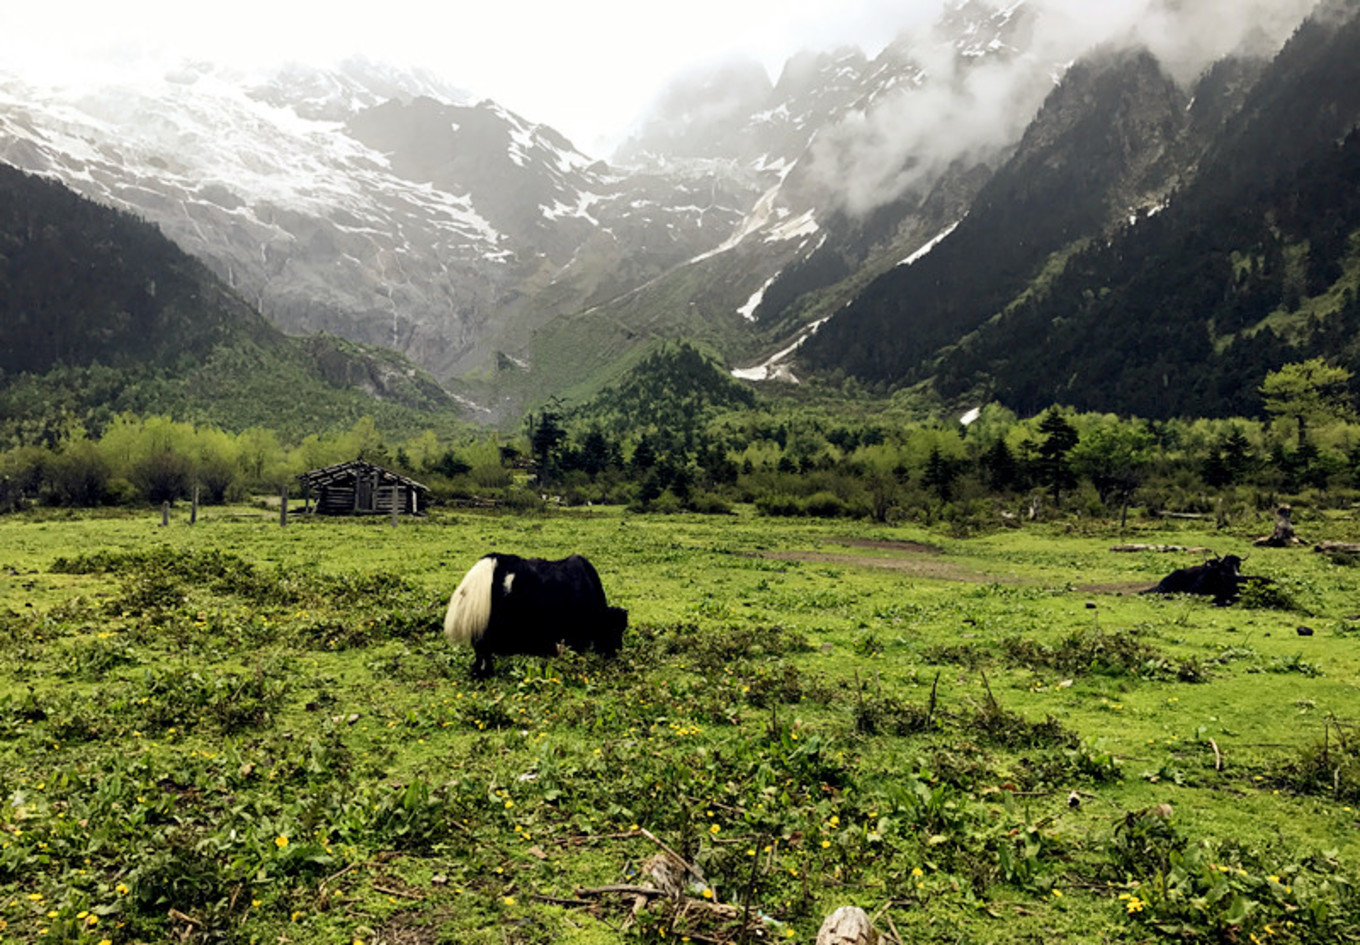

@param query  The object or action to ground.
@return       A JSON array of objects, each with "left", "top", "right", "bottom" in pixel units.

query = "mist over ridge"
[{"left": 623, "top": 0, "right": 1320, "bottom": 216}]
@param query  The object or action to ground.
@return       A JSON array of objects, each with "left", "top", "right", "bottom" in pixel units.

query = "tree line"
[{"left": 5, "top": 354, "right": 1353, "bottom": 533}]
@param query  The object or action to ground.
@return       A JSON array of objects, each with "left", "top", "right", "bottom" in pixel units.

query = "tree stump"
[
  {"left": 816, "top": 906, "right": 878, "bottom": 945},
  {"left": 1254, "top": 504, "right": 1300, "bottom": 547}
]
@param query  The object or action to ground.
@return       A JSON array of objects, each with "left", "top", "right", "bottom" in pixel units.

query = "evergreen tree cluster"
[{"left": 0, "top": 164, "right": 277, "bottom": 375}]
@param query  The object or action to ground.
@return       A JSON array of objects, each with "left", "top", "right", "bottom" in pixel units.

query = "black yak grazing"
[
  {"left": 443, "top": 553, "right": 627, "bottom": 677},
  {"left": 1142, "top": 554, "right": 1245, "bottom": 606}
]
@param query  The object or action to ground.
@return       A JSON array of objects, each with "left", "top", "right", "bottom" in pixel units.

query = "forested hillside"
[
  {"left": 0, "top": 164, "right": 278, "bottom": 373},
  {"left": 0, "top": 165, "right": 468, "bottom": 443},
  {"left": 934, "top": 3, "right": 1360, "bottom": 417},
  {"left": 800, "top": 1, "right": 1360, "bottom": 419},
  {"left": 801, "top": 46, "right": 1195, "bottom": 389}
]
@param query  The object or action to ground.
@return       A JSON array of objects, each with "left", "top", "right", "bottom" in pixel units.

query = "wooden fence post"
[
  {"left": 280, "top": 481, "right": 288, "bottom": 527},
  {"left": 391, "top": 485, "right": 401, "bottom": 527},
  {"left": 190, "top": 485, "right": 199, "bottom": 525},
  {"left": 160, "top": 501, "right": 169, "bottom": 527}
]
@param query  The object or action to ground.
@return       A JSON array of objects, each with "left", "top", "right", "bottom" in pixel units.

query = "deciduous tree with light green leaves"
[{"left": 1259, "top": 358, "right": 1354, "bottom": 445}]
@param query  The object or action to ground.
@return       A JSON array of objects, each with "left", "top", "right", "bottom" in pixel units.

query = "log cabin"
[{"left": 297, "top": 460, "right": 429, "bottom": 516}]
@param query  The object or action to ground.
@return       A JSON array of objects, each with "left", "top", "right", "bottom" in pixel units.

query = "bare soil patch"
[
  {"left": 837, "top": 537, "right": 944, "bottom": 555},
  {"left": 764, "top": 550, "right": 1018, "bottom": 583}
]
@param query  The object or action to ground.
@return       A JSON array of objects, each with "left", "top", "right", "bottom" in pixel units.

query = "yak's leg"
[{"left": 471, "top": 645, "right": 494, "bottom": 679}]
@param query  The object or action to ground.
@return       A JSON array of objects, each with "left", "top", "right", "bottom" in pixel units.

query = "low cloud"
[{"left": 808, "top": 0, "right": 1322, "bottom": 216}]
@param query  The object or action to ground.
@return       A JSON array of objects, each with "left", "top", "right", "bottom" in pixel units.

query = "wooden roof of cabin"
[{"left": 297, "top": 460, "right": 429, "bottom": 492}]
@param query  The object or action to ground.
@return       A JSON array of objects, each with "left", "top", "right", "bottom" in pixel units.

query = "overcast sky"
[
  {"left": 1, "top": 0, "right": 1326, "bottom": 160},
  {"left": 0, "top": 0, "right": 944, "bottom": 155}
]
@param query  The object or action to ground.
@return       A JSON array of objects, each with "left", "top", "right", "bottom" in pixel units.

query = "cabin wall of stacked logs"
[{"left": 304, "top": 471, "right": 417, "bottom": 517}]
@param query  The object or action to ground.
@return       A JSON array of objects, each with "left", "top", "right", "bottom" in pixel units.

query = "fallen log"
[
  {"left": 1110, "top": 544, "right": 1211, "bottom": 553},
  {"left": 1315, "top": 541, "right": 1360, "bottom": 554}
]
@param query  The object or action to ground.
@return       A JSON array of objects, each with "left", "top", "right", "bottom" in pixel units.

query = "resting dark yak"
[
  {"left": 1142, "top": 554, "right": 1245, "bottom": 606},
  {"left": 443, "top": 553, "right": 627, "bottom": 677}
]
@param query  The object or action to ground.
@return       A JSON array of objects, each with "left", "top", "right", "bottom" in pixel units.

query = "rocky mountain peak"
[{"left": 245, "top": 56, "right": 471, "bottom": 122}]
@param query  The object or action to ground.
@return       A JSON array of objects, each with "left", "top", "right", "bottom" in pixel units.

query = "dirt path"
[{"left": 836, "top": 537, "right": 943, "bottom": 555}]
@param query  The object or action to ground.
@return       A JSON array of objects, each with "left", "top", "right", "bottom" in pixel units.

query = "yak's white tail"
[{"left": 444, "top": 556, "right": 496, "bottom": 646}]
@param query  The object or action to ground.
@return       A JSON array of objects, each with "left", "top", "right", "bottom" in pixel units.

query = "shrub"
[
  {"left": 754, "top": 493, "right": 804, "bottom": 517},
  {"left": 803, "top": 490, "right": 848, "bottom": 517},
  {"left": 1279, "top": 718, "right": 1360, "bottom": 803},
  {"left": 130, "top": 450, "right": 192, "bottom": 504},
  {"left": 43, "top": 440, "right": 112, "bottom": 506}
]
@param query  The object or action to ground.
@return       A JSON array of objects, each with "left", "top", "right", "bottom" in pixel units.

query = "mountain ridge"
[{"left": 0, "top": 0, "right": 1348, "bottom": 423}]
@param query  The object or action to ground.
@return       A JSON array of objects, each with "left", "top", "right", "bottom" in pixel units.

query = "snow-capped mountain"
[
  {"left": 0, "top": 2, "right": 1042, "bottom": 412},
  {"left": 0, "top": 52, "right": 770, "bottom": 402},
  {"left": 0, "top": 0, "right": 1328, "bottom": 418}
]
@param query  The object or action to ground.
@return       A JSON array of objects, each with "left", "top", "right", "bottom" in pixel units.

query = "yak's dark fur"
[
  {"left": 1143, "top": 554, "right": 1245, "bottom": 606},
  {"left": 444, "top": 552, "right": 626, "bottom": 677}
]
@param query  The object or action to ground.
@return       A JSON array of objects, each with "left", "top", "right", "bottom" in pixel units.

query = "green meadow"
[{"left": 1, "top": 504, "right": 1358, "bottom": 943}]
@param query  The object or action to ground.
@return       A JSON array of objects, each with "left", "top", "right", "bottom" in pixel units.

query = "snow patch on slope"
[
  {"left": 731, "top": 316, "right": 831, "bottom": 383},
  {"left": 738, "top": 273, "right": 779, "bottom": 322},
  {"left": 898, "top": 220, "right": 961, "bottom": 266}
]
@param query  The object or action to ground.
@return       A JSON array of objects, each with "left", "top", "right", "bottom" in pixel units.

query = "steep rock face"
[
  {"left": 346, "top": 96, "right": 599, "bottom": 256},
  {"left": 612, "top": 58, "right": 775, "bottom": 164}
]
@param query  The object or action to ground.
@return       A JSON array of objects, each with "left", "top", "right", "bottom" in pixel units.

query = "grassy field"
[{"left": 1, "top": 504, "right": 1358, "bottom": 943}]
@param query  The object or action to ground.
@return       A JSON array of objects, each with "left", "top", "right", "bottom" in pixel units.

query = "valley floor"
[{"left": 1, "top": 504, "right": 1358, "bottom": 943}]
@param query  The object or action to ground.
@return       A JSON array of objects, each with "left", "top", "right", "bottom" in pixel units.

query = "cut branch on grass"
[
  {"left": 927, "top": 669, "right": 940, "bottom": 729},
  {"left": 373, "top": 884, "right": 424, "bottom": 901},
  {"left": 531, "top": 893, "right": 595, "bottom": 907},
  {"left": 167, "top": 908, "right": 201, "bottom": 926}
]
